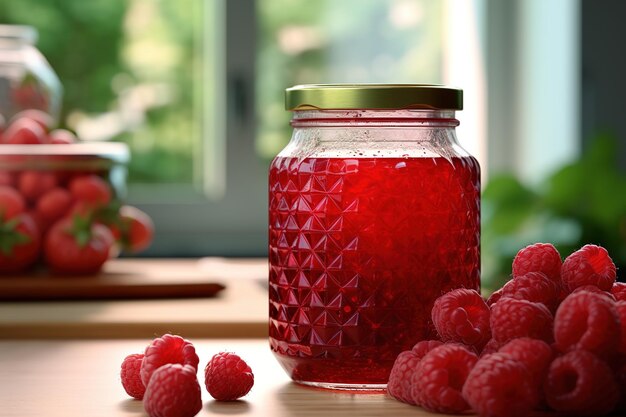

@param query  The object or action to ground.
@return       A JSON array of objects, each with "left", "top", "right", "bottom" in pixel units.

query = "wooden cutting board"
[
  {"left": 0, "top": 267, "right": 225, "bottom": 301},
  {"left": 0, "top": 259, "right": 268, "bottom": 339}
]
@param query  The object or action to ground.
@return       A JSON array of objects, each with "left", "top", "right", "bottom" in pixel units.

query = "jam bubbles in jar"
[{"left": 268, "top": 85, "right": 480, "bottom": 390}]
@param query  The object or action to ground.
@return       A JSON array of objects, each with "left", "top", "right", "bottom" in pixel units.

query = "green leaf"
[
  {"left": 94, "top": 200, "right": 122, "bottom": 225},
  {"left": 0, "top": 229, "right": 31, "bottom": 256},
  {"left": 482, "top": 173, "right": 536, "bottom": 207},
  {"left": 3, "top": 217, "right": 20, "bottom": 230},
  {"left": 484, "top": 133, "right": 626, "bottom": 286},
  {"left": 67, "top": 212, "right": 95, "bottom": 248},
  {"left": 482, "top": 173, "right": 538, "bottom": 234},
  {"left": 74, "top": 229, "right": 91, "bottom": 248}
]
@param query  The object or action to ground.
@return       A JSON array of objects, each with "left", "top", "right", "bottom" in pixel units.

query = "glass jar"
[
  {"left": 268, "top": 84, "right": 480, "bottom": 390},
  {"left": 0, "top": 143, "right": 128, "bottom": 273},
  {"left": 0, "top": 25, "right": 62, "bottom": 123},
  {"left": 0, "top": 143, "right": 129, "bottom": 197}
]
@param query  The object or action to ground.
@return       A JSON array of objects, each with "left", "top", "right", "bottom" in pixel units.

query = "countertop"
[
  {"left": 0, "top": 338, "right": 449, "bottom": 417},
  {"left": 0, "top": 258, "right": 453, "bottom": 416}
]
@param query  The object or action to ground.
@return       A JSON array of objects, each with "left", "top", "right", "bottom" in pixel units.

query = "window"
[
  {"left": 1, "top": 0, "right": 578, "bottom": 257},
  {"left": 123, "top": 0, "right": 488, "bottom": 255}
]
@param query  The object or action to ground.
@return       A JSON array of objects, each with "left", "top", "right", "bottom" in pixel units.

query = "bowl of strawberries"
[{"left": 0, "top": 109, "right": 154, "bottom": 275}]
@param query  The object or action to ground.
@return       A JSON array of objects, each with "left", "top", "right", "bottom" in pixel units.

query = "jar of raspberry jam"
[{"left": 268, "top": 84, "right": 480, "bottom": 390}]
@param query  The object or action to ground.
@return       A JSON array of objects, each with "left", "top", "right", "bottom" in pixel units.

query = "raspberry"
[
  {"left": 387, "top": 351, "right": 420, "bottom": 405},
  {"left": 205, "top": 352, "right": 254, "bottom": 401},
  {"left": 490, "top": 298, "right": 553, "bottom": 344},
  {"left": 512, "top": 242, "right": 562, "bottom": 282},
  {"left": 500, "top": 272, "right": 560, "bottom": 312},
  {"left": 615, "top": 301, "right": 626, "bottom": 353},
  {"left": 141, "top": 334, "right": 199, "bottom": 387},
  {"left": 431, "top": 288, "right": 491, "bottom": 348},
  {"left": 144, "top": 364, "right": 202, "bottom": 417},
  {"left": 561, "top": 244, "right": 616, "bottom": 292},
  {"left": 462, "top": 353, "right": 538, "bottom": 417},
  {"left": 410, "top": 344, "right": 477, "bottom": 413},
  {"left": 486, "top": 288, "right": 503, "bottom": 307},
  {"left": 554, "top": 291, "right": 620, "bottom": 359},
  {"left": 120, "top": 353, "right": 145, "bottom": 400},
  {"left": 544, "top": 350, "right": 619, "bottom": 416},
  {"left": 411, "top": 339, "right": 444, "bottom": 358},
  {"left": 498, "top": 338, "right": 553, "bottom": 385},
  {"left": 388, "top": 340, "right": 443, "bottom": 404},
  {"left": 571, "top": 284, "right": 615, "bottom": 301},
  {"left": 480, "top": 338, "right": 501, "bottom": 356},
  {"left": 611, "top": 282, "right": 626, "bottom": 301},
  {"left": 615, "top": 362, "right": 626, "bottom": 411}
]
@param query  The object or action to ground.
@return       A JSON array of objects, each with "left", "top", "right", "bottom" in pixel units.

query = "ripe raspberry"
[
  {"left": 561, "top": 244, "right": 616, "bottom": 292},
  {"left": 498, "top": 338, "right": 553, "bottom": 385},
  {"left": 205, "top": 352, "right": 254, "bottom": 401},
  {"left": 120, "top": 353, "right": 145, "bottom": 400},
  {"left": 411, "top": 339, "right": 444, "bottom": 358},
  {"left": 462, "top": 353, "right": 538, "bottom": 417},
  {"left": 500, "top": 272, "right": 560, "bottom": 312},
  {"left": 490, "top": 298, "right": 553, "bottom": 344},
  {"left": 410, "top": 344, "right": 477, "bottom": 413},
  {"left": 387, "top": 351, "right": 420, "bottom": 405},
  {"left": 615, "top": 362, "right": 626, "bottom": 411},
  {"left": 611, "top": 282, "right": 626, "bottom": 301},
  {"left": 144, "top": 364, "right": 202, "bottom": 417},
  {"left": 544, "top": 350, "right": 619, "bottom": 416},
  {"left": 554, "top": 291, "right": 620, "bottom": 359},
  {"left": 388, "top": 340, "right": 443, "bottom": 404},
  {"left": 486, "top": 288, "right": 503, "bottom": 307},
  {"left": 512, "top": 242, "right": 562, "bottom": 282},
  {"left": 480, "top": 338, "right": 501, "bottom": 356},
  {"left": 141, "top": 334, "right": 199, "bottom": 387},
  {"left": 615, "top": 301, "right": 626, "bottom": 353},
  {"left": 571, "top": 284, "right": 615, "bottom": 301},
  {"left": 431, "top": 289, "right": 491, "bottom": 348}
]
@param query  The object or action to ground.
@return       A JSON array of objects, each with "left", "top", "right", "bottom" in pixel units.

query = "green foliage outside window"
[
  {"left": 0, "top": 0, "right": 198, "bottom": 184},
  {"left": 482, "top": 134, "right": 626, "bottom": 289}
]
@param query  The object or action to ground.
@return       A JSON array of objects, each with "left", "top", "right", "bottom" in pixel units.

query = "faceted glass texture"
[{"left": 269, "top": 147, "right": 480, "bottom": 386}]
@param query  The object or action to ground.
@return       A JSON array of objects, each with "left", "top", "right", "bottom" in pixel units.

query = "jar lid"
[{"left": 285, "top": 84, "right": 462, "bottom": 111}]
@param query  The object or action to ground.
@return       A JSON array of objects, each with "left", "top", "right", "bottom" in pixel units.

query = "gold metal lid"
[{"left": 285, "top": 84, "right": 462, "bottom": 111}]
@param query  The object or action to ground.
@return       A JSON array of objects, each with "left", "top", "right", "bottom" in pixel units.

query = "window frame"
[{"left": 127, "top": 0, "right": 268, "bottom": 257}]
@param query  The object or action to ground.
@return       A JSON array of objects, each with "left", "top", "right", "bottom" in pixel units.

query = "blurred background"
[{"left": 1, "top": 0, "right": 624, "bottom": 289}]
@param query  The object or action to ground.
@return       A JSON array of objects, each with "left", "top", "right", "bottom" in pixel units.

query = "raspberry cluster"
[
  {"left": 120, "top": 333, "right": 254, "bottom": 417},
  {"left": 388, "top": 243, "right": 624, "bottom": 417}
]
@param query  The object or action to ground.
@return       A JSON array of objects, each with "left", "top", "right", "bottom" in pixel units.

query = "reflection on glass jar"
[
  {"left": 268, "top": 85, "right": 480, "bottom": 390},
  {"left": 0, "top": 24, "right": 62, "bottom": 123}
]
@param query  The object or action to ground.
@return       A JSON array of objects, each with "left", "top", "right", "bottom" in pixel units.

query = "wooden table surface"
[
  {"left": 0, "top": 339, "right": 450, "bottom": 417},
  {"left": 0, "top": 259, "right": 268, "bottom": 339}
]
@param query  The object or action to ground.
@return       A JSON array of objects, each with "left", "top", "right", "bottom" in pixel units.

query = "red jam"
[{"left": 268, "top": 155, "right": 480, "bottom": 386}]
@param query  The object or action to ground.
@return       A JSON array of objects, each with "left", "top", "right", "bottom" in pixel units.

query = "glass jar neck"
[{"left": 290, "top": 109, "right": 459, "bottom": 128}]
